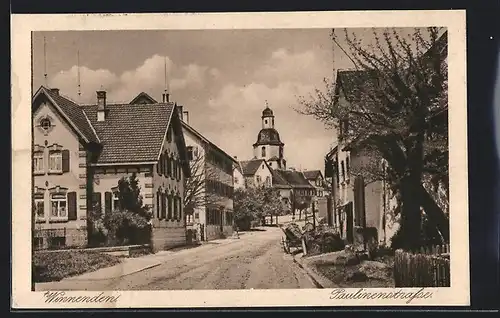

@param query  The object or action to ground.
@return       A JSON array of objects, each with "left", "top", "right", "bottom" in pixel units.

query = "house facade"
[
  {"left": 238, "top": 159, "right": 273, "bottom": 189},
  {"left": 181, "top": 118, "right": 237, "bottom": 242},
  {"left": 303, "top": 170, "right": 328, "bottom": 197},
  {"left": 323, "top": 30, "right": 448, "bottom": 247},
  {"left": 233, "top": 161, "right": 246, "bottom": 190},
  {"left": 271, "top": 169, "right": 316, "bottom": 217},
  {"left": 32, "top": 87, "right": 190, "bottom": 252}
]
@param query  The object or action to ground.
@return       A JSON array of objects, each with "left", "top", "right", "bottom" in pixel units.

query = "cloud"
[
  {"left": 253, "top": 48, "right": 330, "bottom": 86},
  {"left": 49, "top": 55, "right": 213, "bottom": 104},
  {"left": 47, "top": 48, "right": 334, "bottom": 172},
  {"left": 204, "top": 79, "right": 332, "bottom": 171}
]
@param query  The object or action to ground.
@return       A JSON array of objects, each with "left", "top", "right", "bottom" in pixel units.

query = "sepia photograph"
[{"left": 12, "top": 11, "right": 468, "bottom": 308}]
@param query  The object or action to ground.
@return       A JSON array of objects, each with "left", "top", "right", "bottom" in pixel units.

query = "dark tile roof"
[
  {"left": 271, "top": 169, "right": 315, "bottom": 189},
  {"left": 302, "top": 170, "right": 322, "bottom": 180},
  {"left": 35, "top": 87, "right": 100, "bottom": 144},
  {"left": 82, "top": 102, "right": 174, "bottom": 164},
  {"left": 253, "top": 128, "right": 284, "bottom": 147},
  {"left": 239, "top": 159, "right": 266, "bottom": 176},
  {"left": 270, "top": 169, "right": 291, "bottom": 188}
]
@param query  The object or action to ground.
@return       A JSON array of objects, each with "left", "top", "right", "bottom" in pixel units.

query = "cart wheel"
[{"left": 284, "top": 241, "right": 291, "bottom": 254}]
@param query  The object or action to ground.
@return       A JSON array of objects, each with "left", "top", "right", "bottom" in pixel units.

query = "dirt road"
[{"left": 41, "top": 226, "right": 317, "bottom": 290}]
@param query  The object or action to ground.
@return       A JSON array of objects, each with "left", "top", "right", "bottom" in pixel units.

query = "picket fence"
[{"left": 394, "top": 244, "right": 451, "bottom": 287}]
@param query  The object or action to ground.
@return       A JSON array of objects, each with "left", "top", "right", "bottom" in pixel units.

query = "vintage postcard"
[{"left": 11, "top": 10, "right": 468, "bottom": 308}]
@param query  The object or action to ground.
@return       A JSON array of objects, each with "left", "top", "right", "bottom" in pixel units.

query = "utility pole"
[
  {"left": 312, "top": 199, "right": 316, "bottom": 229},
  {"left": 43, "top": 36, "right": 48, "bottom": 87}
]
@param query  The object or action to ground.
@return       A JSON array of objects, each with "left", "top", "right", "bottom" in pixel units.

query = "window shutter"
[
  {"left": 62, "top": 150, "right": 70, "bottom": 172},
  {"left": 67, "top": 192, "right": 77, "bottom": 220},
  {"left": 105, "top": 192, "right": 112, "bottom": 214}
]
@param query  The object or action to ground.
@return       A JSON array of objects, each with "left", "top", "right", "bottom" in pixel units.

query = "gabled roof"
[
  {"left": 239, "top": 159, "right": 269, "bottom": 176},
  {"left": 129, "top": 92, "right": 158, "bottom": 104},
  {"left": 271, "top": 169, "right": 315, "bottom": 189},
  {"left": 302, "top": 170, "right": 323, "bottom": 181},
  {"left": 33, "top": 86, "right": 100, "bottom": 144},
  {"left": 270, "top": 169, "right": 291, "bottom": 188},
  {"left": 182, "top": 121, "right": 238, "bottom": 165},
  {"left": 82, "top": 102, "right": 176, "bottom": 164}
]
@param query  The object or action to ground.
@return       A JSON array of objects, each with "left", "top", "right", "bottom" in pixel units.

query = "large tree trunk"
[
  {"left": 399, "top": 176, "right": 423, "bottom": 251},
  {"left": 418, "top": 184, "right": 450, "bottom": 242}
]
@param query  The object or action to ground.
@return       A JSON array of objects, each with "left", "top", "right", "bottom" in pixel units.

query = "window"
[
  {"left": 234, "top": 177, "right": 239, "bottom": 184},
  {"left": 272, "top": 118, "right": 274, "bottom": 126},
  {"left": 40, "top": 118, "right": 52, "bottom": 131},
  {"left": 256, "top": 175, "right": 262, "bottom": 184},
  {"left": 156, "top": 190, "right": 162, "bottom": 218},
  {"left": 161, "top": 192, "right": 167, "bottom": 219},
  {"left": 113, "top": 192, "right": 120, "bottom": 211},
  {"left": 265, "top": 119, "right": 268, "bottom": 125},
  {"left": 167, "top": 193, "right": 173, "bottom": 219},
  {"left": 187, "top": 146, "right": 194, "bottom": 161},
  {"left": 346, "top": 157, "right": 350, "bottom": 175},
  {"left": 34, "top": 195, "right": 45, "bottom": 219},
  {"left": 261, "top": 146, "right": 266, "bottom": 157},
  {"left": 265, "top": 176, "right": 271, "bottom": 187},
  {"left": 33, "top": 151, "right": 44, "bottom": 174},
  {"left": 49, "top": 151, "right": 62, "bottom": 173},
  {"left": 51, "top": 193, "right": 67, "bottom": 218}
]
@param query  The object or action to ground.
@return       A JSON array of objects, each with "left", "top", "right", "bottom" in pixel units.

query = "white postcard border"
[{"left": 11, "top": 10, "right": 469, "bottom": 308}]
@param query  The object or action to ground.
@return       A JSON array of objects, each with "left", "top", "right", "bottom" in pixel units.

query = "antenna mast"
[
  {"left": 43, "top": 36, "right": 48, "bottom": 87},
  {"left": 77, "top": 49, "right": 81, "bottom": 100},
  {"left": 163, "top": 56, "right": 170, "bottom": 102},
  {"left": 331, "top": 28, "right": 336, "bottom": 85}
]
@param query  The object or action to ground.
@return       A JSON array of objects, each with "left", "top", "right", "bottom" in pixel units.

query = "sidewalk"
[
  {"left": 35, "top": 232, "right": 247, "bottom": 290},
  {"left": 292, "top": 252, "right": 338, "bottom": 289}
]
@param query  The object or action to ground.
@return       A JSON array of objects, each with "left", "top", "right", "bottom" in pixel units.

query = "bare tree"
[
  {"left": 183, "top": 150, "right": 222, "bottom": 216},
  {"left": 297, "top": 27, "right": 449, "bottom": 250}
]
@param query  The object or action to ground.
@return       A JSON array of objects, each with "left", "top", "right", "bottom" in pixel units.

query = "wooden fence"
[{"left": 394, "top": 244, "right": 451, "bottom": 287}]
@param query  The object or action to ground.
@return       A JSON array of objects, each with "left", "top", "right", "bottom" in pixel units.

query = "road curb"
[
  {"left": 293, "top": 254, "right": 336, "bottom": 289},
  {"left": 63, "top": 262, "right": 162, "bottom": 281}
]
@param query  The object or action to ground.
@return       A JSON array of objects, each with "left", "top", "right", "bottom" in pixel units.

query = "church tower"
[{"left": 253, "top": 102, "right": 286, "bottom": 170}]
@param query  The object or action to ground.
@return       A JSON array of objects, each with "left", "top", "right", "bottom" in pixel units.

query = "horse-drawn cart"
[{"left": 280, "top": 223, "right": 305, "bottom": 254}]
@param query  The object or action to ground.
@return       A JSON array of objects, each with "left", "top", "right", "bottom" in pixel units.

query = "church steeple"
[
  {"left": 253, "top": 101, "right": 286, "bottom": 170},
  {"left": 261, "top": 100, "right": 275, "bottom": 129}
]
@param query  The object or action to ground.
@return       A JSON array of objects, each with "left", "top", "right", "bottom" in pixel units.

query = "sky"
[{"left": 31, "top": 28, "right": 423, "bottom": 172}]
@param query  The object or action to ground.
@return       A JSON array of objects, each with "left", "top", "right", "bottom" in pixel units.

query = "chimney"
[
  {"left": 50, "top": 88, "right": 60, "bottom": 95},
  {"left": 97, "top": 90, "right": 107, "bottom": 122},
  {"left": 177, "top": 105, "right": 184, "bottom": 121},
  {"left": 162, "top": 92, "right": 170, "bottom": 103},
  {"left": 183, "top": 111, "right": 189, "bottom": 124},
  {"left": 233, "top": 156, "right": 238, "bottom": 160}
]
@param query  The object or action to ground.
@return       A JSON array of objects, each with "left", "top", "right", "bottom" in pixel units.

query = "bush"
[
  {"left": 33, "top": 250, "right": 121, "bottom": 282},
  {"left": 304, "top": 227, "right": 345, "bottom": 255},
  {"left": 235, "top": 216, "right": 252, "bottom": 231},
  {"left": 104, "top": 210, "right": 151, "bottom": 246}
]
